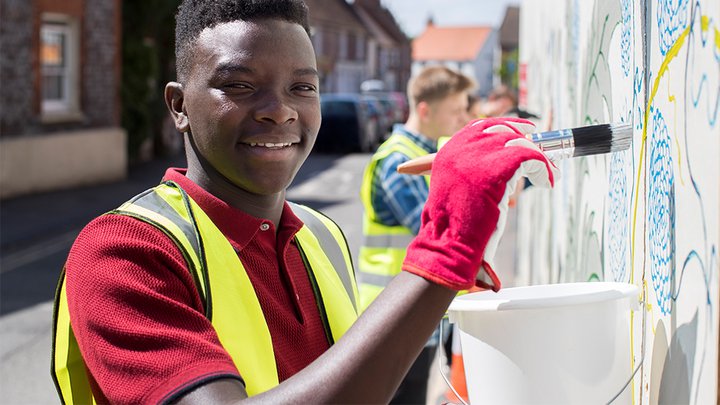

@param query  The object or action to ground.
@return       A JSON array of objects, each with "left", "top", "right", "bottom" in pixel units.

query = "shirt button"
[{"left": 260, "top": 223, "right": 270, "bottom": 231}]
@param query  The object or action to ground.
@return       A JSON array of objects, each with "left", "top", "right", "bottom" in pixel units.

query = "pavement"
[{"left": 0, "top": 152, "right": 189, "bottom": 404}]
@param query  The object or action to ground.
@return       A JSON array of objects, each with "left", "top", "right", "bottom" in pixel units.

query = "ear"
[
  {"left": 416, "top": 101, "right": 430, "bottom": 121},
  {"left": 164, "top": 82, "right": 190, "bottom": 133}
]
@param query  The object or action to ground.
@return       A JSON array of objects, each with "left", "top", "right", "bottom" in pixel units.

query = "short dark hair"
[{"left": 175, "top": 0, "right": 311, "bottom": 81}]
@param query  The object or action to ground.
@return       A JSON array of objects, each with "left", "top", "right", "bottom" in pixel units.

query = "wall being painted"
[{"left": 517, "top": 0, "right": 718, "bottom": 403}]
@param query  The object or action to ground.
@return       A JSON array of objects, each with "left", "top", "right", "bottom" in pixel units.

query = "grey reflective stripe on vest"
[
  {"left": 362, "top": 233, "right": 415, "bottom": 249},
  {"left": 128, "top": 189, "right": 201, "bottom": 256},
  {"left": 357, "top": 271, "right": 394, "bottom": 288},
  {"left": 289, "top": 202, "right": 357, "bottom": 311},
  {"left": 121, "top": 191, "right": 355, "bottom": 312}
]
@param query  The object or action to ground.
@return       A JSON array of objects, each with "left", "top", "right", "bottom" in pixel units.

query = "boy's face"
[
  {"left": 180, "top": 19, "right": 320, "bottom": 195},
  {"left": 422, "top": 91, "right": 469, "bottom": 140}
]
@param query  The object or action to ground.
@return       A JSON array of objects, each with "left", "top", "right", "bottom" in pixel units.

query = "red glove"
[{"left": 400, "top": 117, "right": 558, "bottom": 291}]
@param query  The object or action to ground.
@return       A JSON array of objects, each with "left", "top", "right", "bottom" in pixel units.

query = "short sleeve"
[{"left": 64, "top": 214, "right": 242, "bottom": 404}]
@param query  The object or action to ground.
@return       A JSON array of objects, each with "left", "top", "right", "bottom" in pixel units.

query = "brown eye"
[
  {"left": 294, "top": 84, "right": 316, "bottom": 92},
  {"left": 293, "top": 83, "right": 318, "bottom": 97},
  {"left": 224, "top": 82, "right": 251, "bottom": 90}
]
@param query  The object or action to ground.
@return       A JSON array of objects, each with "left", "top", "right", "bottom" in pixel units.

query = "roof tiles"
[{"left": 412, "top": 25, "right": 493, "bottom": 61}]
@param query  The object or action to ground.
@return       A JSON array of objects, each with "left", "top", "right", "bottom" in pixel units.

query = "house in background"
[
  {"left": 305, "top": 0, "right": 410, "bottom": 94},
  {"left": 0, "top": 0, "right": 125, "bottom": 199},
  {"left": 352, "top": 0, "right": 411, "bottom": 93},
  {"left": 411, "top": 19, "right": 499, "bottom": 97},
  {"left": 305, "top": 0, "right": 370, "bottom": 93}
]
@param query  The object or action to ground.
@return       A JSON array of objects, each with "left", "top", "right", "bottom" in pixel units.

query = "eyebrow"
[
  {"left": 214, "top": 63, "right": 253, "bottom": 76},
  {"left": 214, "top": 63, "right": 319, "bottom": 78},
  {"left": 293, "top": 68, "right": 320, "bottom": 77}
]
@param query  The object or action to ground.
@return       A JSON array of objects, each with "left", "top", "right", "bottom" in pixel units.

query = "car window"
[{"left": 322, "top": 100, "right": 356, "bottom": 116}]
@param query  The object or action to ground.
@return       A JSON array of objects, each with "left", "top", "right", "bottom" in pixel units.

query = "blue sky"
[{"left": 380, "top": 0, "right": 520, "bottom": 38}]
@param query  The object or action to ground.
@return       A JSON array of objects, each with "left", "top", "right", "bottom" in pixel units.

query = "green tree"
[
  {"left": 498, "top": 48, "right": 519, "bottom": 91},
  {"left": 122, "top": 0, "right": 181, "bottom": 162}
]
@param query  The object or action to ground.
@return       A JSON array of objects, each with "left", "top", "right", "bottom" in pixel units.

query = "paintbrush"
[
  {"left": 397, "top": 122, "right": 633, "bottom": 175},
  {"left": 530, "top": 122, "right": 633, "bottom": 161}
]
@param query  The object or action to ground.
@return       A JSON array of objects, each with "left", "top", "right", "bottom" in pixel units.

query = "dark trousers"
[{"left": 390, "top": 345, "right": 437, "bottom": 405}]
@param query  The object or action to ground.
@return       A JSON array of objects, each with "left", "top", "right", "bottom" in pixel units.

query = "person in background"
[
  {"left": 51, "top": 1, "right": 558, "bottom": 403},
  {"left": 466, "top": 93, "right": 484, "bottom": 121},
  {"left": 480, "top": 84, "right": 540, "bottom": 121},
  {"left": 478, "top": 84, "right": 517, "bottom": 117},
  {"left": 358, "top": 65, "right": 475, "bottom": 404}
]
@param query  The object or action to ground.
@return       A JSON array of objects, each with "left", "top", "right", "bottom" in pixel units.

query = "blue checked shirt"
[{"left": 370, "top": 125, "right": 437, "bottom": 235}]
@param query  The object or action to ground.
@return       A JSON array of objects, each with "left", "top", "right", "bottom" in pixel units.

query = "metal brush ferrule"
[
  {"left": 529, "top": 128, "right": 576, "bottom": 163},
  {"left": 530, "top": 128, "right": 575, "bottom": 152}
]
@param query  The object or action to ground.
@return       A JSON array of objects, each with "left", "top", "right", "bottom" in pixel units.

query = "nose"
[{"left": 253, "top": 91, "right": 298, "bottom": 124}]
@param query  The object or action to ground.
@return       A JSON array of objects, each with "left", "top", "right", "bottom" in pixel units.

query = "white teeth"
[{"left": 248, "top": 142, "right": 292, "bottom": 148}]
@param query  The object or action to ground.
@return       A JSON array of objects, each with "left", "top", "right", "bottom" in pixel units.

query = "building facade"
[
  {"left": 0, "top": 0, "right": 125, "bottom": 199},
  {"left": 305, "top": 0, "right": 369, "bottom": 93},
  {"left": 411, "top": 21, "right": 499, "bottom": 97},
  {"left": 352, "top": 0, "right": 412, "bottom": 93},
  {"left": 305, "top": 0, "right": 410, "bottom": 94}
]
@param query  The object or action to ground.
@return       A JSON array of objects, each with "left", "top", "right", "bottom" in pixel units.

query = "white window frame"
[
  {"left": 40, "top": 13, "right": 81, "bottom": 121},
  {"left": 311, "top": 26, "right": 323, "bottom": 55},
  {"left": 339, "top": 30, "right": 348, "bottom": 60},
  {"left": 356, "top": 34, "right": 365, "bottom": 60}
]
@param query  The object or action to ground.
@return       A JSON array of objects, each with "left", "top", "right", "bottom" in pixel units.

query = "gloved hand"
[{"left": 399, "top": 117, "right": 559, "bottom": 291}]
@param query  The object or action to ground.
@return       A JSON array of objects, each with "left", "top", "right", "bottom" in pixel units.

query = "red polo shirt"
[{"left": 64, "top": 168, "right": 332, "bottom": 404}]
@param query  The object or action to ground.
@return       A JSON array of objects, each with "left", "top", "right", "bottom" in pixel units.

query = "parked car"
[
  {"left": 359, "top": 79, "right": 410, "bottom": 124},
  {"left": 360, "top": 95, "right": 391, "bottom": 143},
  {"left": 316, "top": 93, "right": 380, "bottom": 153},
  {"left": 385, "top": 91, "right": 409, "bottom": 123},
  {"left": 361, "top": 90, "right": 410, "bottom": 136}
]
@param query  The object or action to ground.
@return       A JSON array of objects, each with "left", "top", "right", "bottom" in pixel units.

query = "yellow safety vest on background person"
[
  {"left": 437, "top": 136, "right": 451, "bottom": 149},
  {"left": 51, "top": 181, "right": 359, "bottom": 404},
  {"left": 358, "top": 133, "right": 431, "bottom": 311}
]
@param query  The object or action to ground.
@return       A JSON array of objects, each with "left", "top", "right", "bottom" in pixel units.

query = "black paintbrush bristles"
[{"left": 571, "top": 123, "right": 633, "bottom": 157}]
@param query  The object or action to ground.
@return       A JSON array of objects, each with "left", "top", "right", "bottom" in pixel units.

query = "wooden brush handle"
[{"left": 396, "top": 153, "right": 436, "bottom": 175}]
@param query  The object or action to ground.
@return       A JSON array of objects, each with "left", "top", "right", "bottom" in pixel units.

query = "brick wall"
[
  {"left": 83, "top": 0, "right": 121, "bottom": 127},
  {"left": 0, "top": 0, "right": 35, "bottom": 136},
  {"left": 0, "top": 0, "right": 121, "bottom": 136},
  {"left": 0, "top": 0, "right": 126, "bottom": 199}
]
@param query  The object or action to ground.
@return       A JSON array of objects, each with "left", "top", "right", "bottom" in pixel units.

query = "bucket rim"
[{"left": 448, "top": 282, "right": 640, "bottom": 312}]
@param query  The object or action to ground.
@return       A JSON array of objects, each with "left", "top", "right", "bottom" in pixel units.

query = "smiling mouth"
[{"left": 245, "top": 142, "right": 295, "bottom": 148}]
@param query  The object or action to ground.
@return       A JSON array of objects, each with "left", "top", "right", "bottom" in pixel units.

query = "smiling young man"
[{"left": 51, "top": 1, "right": 557, "bottom": 404}]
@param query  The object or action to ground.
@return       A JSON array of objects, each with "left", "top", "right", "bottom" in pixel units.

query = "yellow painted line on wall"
[
  {"left": 628, "top": 22, "right": 692, "bottom": 404},
  {"left": 630, "top": 24, "right": 691, "bottom": 279}
]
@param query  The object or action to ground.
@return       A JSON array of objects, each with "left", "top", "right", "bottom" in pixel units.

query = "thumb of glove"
[{"left": 482, "top": 137, "right": 559, "bottom": 269}]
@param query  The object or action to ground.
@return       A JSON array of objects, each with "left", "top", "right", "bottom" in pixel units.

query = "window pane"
[
  {"left": 41, "top": 21, "right": 70, "bottom": 107},
  {"left": 43, "top": 74, "right": 63, "bottom": 100},
  {"left": 41, "top": 29, "right": 65, "bottom": 67}
]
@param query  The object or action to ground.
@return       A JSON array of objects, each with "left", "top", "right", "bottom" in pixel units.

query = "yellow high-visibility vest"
[
  {"left": 51, "top": 181, "right": 359, "bottom": 404},
  {"left": 358, "top": 133, "right": 430, "bottom": 311}
]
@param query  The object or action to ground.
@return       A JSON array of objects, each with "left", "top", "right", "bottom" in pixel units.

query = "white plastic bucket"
[{"left": 448, "top": 282, "right": 640, "bottom": 404}]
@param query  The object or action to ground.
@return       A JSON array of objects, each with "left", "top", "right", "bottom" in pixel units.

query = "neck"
[
  {"left": 403, "top": 114, "right": 422, "bottom": 135},
  {"left": 402, "top": 116, "right": 438, "bottom": 144}
]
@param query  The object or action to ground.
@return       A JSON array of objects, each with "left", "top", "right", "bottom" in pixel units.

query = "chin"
[{"left": 242, "top": 178, "right": 293, "bottom": 196}]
